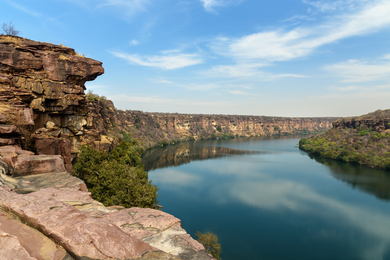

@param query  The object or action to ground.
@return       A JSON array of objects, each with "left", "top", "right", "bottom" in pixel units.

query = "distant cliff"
[
  {"left": 89, "top": 106, "right": 337, "bottom": 150},
  {"left": 299, "top": 109, "right": 390, "bottom": 170}
]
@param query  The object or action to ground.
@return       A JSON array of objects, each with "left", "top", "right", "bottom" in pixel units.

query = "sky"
[{"left": 1, "top": 0, "right": 390, "bottom": 117}]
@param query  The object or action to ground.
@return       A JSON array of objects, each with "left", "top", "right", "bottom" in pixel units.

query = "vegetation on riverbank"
[
  {"left": 74, "top": 131, "right": 159, "bottom": 208},
  {"left": 299, "top": 109, "right": 390, "bottom": 170}
]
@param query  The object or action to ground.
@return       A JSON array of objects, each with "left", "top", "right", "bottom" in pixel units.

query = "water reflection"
[
  {"left": 309, "top": 154, "right": 390, "bottom": 201},
  {"left": 145, "top": 137, "right": 390, "bottom": 260},
  {"left": 142, "top": 141, "right": 270, "bottom": 171}
]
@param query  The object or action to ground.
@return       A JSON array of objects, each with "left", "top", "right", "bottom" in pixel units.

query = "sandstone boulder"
[
  {"left": 0, "top": 124, "right": 19, "bottom": 134},
  {"left": 35, "top": 139, "right": 72, "bottom": 174},
  {"left": 13, "top": 155, "right": 66, "bottom": 177}
]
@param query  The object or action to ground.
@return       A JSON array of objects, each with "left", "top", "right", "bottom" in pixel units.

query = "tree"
[
  {"left": 196, "top": 231, "right": 222, "bottom": 259},
  {"left": 2, "top": 22, "right": 20, "bottom": 36},
  {"left": 74, "top": 134, "right": 158, "bottom": 209}
]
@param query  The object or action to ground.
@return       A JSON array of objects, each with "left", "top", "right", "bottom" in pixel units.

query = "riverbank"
[{"left": 299, "top": 109, "right": 390, "bottom": 170}]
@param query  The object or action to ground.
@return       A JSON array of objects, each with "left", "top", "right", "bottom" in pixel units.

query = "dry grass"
[
  {"left": 0, "top": 35, "right": 22, "bottom": 45},
  {"left": 58, "top": 54, "right": 70, "bottom": 61},
  {"left": 75, "top": 52, "right": 85, "bottom": 58},
  {"left": 0, "top": 103, "right": 11, "bottom": 113}
]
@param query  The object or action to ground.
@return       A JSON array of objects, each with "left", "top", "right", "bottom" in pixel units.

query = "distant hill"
[{"left": 299, "top": 109, "right": 390, "bottom": 170}]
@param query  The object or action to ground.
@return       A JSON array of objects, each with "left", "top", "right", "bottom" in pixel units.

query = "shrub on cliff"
[
  {"left": 2, "top": 22, "right": 20, "bottom": 36},
  {"left": 74, "top": 134, "right": 158, "bottom": 208},
  {"left": 196, "top": 231, "right": 222, "bottom": 260}
]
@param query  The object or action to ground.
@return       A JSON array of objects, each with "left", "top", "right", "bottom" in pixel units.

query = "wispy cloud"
[
  {"left": 333, "top": 84, "right": 390, "bottom": 92},
  {"left": 202, "top": 63, "right": 307, "bottom": 80},
  {"left": 97, "top": 0, "right": 152, "bottom": 16},
  {"left": 109, "top": 94, "right": 229, "bottom": 107},
  {"left": 200, "top": 0, "right": 244, "bottom": 13},
  {"left": 204, "top": 63, "right": 268, "bottom": 78},
  {"left": 153, "top": 79, "right": 175, "bottom": 84},
  {"left": 211, "top": 1, "right": 390, "bottom": 62},
  {"left": 227, "top": 90, "right": 250, "bottom": 95},
  {"left": 111, "top": 51, "right": 203, "bottom": 70},
  {"left": 130, "top": 39, "right": 139, "bottom": 45},
  {"left": 303, "top": 0, "right": 369, "bottom": 13},
  {"left": 6, "top": 0, "right": 42, "bottom": 17},
  {"left": 325, "top": 56, "right": 390, "bottom": 83},
  {"left": 62, "top": 0, "right": 152, "bottom": 17}
]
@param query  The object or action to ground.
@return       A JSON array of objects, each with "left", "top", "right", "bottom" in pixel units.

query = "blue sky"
[{"left": 2, "top": 0, "right": 390, "bottom": 117}]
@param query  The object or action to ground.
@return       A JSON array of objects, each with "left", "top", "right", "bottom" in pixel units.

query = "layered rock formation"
[
  {"left": 0, "top": 35, "right": 104, "bottom": 172},
  {"left": 90, "top": 108, "right": 336, "bottom": 150}
]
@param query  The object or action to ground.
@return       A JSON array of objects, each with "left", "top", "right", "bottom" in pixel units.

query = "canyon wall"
[{"left": 107, "top": 110, "right": 336, "bottom": 149}]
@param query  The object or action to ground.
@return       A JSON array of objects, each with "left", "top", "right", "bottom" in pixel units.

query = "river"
[{"left": 142, "top": 135, "right": 390, "bottom": 260}]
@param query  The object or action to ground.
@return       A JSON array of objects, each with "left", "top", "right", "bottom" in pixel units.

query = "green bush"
[
  {"left": 196, "top": 231, "right": 222, "bottom": 260},
  {"left": 74, "top": 134, "right": 158, "bottom": 209},
  {"left": 216, "top": 125, "right": 222, "bottom": 132}
]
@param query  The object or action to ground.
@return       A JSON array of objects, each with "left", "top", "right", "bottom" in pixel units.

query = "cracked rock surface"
[{"left": 0, "top": 173, "right": 214, "bottom": 260}]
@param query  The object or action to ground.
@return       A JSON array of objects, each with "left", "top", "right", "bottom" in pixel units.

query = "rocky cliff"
[
  {"left": 299, "top": 109, "right": 390, "bottom": 170},
  {"left": 89, "top": 107, "right": 337, "bottom": 150}
]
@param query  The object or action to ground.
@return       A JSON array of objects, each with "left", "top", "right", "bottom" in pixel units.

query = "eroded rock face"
[{"left": 0, "top": 35, "right": 104, "bottom": 162}]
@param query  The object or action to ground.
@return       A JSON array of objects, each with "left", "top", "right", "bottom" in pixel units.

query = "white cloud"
[
  {"left": 109, "top": 94, "right": 229, "bottom": 107},
  {"left": 62, "top": 0, "right": 151, "bottom": 17},
  {"left": 185, "top": 83, "right": 221, "bottom": 91},
  {"left": 382, "top": 53, "right": 390, "bottom": 60},
  {"left": 5, "top": 1, "right": 42, "bottom": 17},
  {"left": 333, "top": 84, "right": 390, "bottom": 92},
  {"left": 111, "top": 51, "right": 203, "bottom": 70},
  {"left": 303, "top": 0, "right": 368, "bottom": 13},
  {"left": 211, "top": 1, "right": 390, "bottom": 62},
  {"left": 203, "top": 63, "right": 307, "bottom": 80},
  {"left": 153, "top": 79, "right": 175, "bottom": 84},
  {"left": 204, "top": 63, "right": 268, "bottom": 78},
  {"left": 227, "top": 90, "right": 250, "bottom": 95},
  {"left": 200, "top": 0, "right": 243, "bottom": 13},
  {"left": 325, "top": 58, "right": 390, "bottom": 83},
  {"left": 130, "top": 39, "right": 139, "bottom": 45}
]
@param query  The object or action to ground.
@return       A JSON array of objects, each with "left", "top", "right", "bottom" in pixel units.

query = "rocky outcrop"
[
  {"left": 0, "top": 35, "right": 104, "bottom": 167},
  {"left": 0, "top": 172, "right": 214, "bottom": 260}
]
